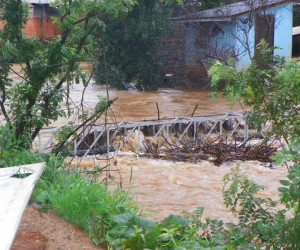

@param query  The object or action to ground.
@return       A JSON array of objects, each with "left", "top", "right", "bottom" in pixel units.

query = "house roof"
[
  {"left": 23, "top": 0, "right": 55, "bottom": 3},
  {"left": 172, "top": 0, "right": 291, "bottom": 22}
]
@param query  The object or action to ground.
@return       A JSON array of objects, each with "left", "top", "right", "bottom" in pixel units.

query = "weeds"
[
  {"left": 32, "top": 155, "right": 137, "bottom": 246},
  {"left": 0, "top": 125, "right": 43, "bottom": 168},
  {"left": 0, "top": 148, "right": 43, "bottom": 168}
]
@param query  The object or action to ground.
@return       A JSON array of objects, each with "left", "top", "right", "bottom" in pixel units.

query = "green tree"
[
  {"left": 177, "top": 0, "right": 239, "bottom": 14},
  {"left": 208, "top": 42, "right": 300, "bottom": 249},
  {"left": 0, "top": 0, "right": 136, "bottom": 148},
  {"left": 199, "top": 0, "right": 239, "bottom": 10},
  {"left": 209, "top": 41, "right": 300, "bottom": 144},
  {"left": 95, "top": 0, "right": 172, "bottom": 90}
]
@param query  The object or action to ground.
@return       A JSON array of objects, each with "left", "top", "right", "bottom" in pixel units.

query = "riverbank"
[{"left": 13, "top": 204, "right": 104, "bottom": 250}]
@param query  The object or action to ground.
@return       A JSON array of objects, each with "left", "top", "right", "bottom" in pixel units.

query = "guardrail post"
[
  {"left": 243, "top": 115, "right": 249, "bottom": 142},
  {"left": 38, "top": 132, "right": 42, "bottom": 153},
  {"left": 193, "top": 122, "right": 197, "bottom": 142}
]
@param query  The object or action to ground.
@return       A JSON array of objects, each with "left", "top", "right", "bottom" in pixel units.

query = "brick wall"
[
  {"left": 0, "top": 17, "right": 60, "bottom": 40},
  {"left": 23, "top": 17, "right": 61, "bottom": 40}
]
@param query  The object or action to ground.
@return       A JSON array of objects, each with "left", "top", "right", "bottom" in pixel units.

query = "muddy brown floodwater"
[
  {"left": 72, "top": 153, "right": 288, "bottom": 223},
  {"left": 49, "top": 83, "right": 238, "bottom": 127},
  {"left": 8, "top": 66, "right": 288, "bottom": 246},
  {"left": 63, "top": 82, "right": 287, "bottom": 223}
]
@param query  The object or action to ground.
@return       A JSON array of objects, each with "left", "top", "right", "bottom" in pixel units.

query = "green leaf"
[
  {"left": 111, "top": 213, "right": 133, "bottom": 225},
  {"left": 278, "top": 187, "right": 288, "bottom": 193},
  {"left": 162, "top": 214, "right": 192, "bottom": 227},
  {"left": 279, "top": 180, "right": 290, "bottom": 186}
]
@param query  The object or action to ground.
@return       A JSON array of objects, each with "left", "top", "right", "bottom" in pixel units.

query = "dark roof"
[
  {"left": 172, "top": 0, "right": 291, "bottom": 22},
  {"left": 23, "top": 0, "right": 55, "bottom": 3}
]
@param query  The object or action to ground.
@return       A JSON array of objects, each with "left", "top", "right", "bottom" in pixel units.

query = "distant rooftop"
[
  {"left": 172, "top": 0, "right": 291, "bottom": 22},
  {"left": 23, "top": 0, "right": 56, "bottom": 3}
]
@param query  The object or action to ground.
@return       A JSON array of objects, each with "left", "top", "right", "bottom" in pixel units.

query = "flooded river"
[
  {"left": 64, "top": 83, "right": 287, "bottom": 223},
  {"left": 72, "top": 153, "right": 287, "bottom": 222},
  {"left": 9, "top": 65, "right": 287, "bottom": 223},
  {"left": 50, "top": 83, "right": 237, "bottom": 127},
  {"left": 10, "top": 64, "right": 238, "bottom": 125}
]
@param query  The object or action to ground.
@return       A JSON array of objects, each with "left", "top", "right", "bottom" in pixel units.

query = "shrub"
[
  {"left": 208, "top": 42, "right": 300, "bottom": 249},
  {"left": 208, "top": 42, "right": 300, "bottom": 143}
]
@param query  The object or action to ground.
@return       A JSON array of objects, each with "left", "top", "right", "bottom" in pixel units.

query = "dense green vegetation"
[{"left": 95, "top": 0, "right": 172, "bottom": 90}]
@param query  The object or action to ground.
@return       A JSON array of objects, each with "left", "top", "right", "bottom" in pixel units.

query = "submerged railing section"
[{"left": 36, "top": 112, "right": 251, "bottom": 156}]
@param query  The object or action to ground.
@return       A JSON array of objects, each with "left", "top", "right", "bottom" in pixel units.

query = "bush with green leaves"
[
  {"left": 206, "top": 42, "right": 300, "bottom": 249},
  {"left": 209, "top": 41, "right": 300, "bottom": 143},
  {"left": 103, "top": 210, "right": 228, "bottom": 249}
]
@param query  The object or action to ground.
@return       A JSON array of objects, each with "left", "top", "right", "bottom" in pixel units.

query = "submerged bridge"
[{"left": 37, "top": 112, "right": 252, "bottom": 156}]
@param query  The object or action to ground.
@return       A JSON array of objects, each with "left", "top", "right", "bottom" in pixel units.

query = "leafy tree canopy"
[
  {"left": 95, "top": 0, "right": 172, "bottom": 90},
  {"left": 209, "top": 41, "right": 300, "bottom": 143},
  {"left": 0, "top": 0, "right": 136, "bottom": 148}
]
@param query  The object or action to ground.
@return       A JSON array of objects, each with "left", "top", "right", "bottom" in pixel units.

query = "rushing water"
[
  {"left": 50, "top": 83, "right": 239, "bottom": 127},
  {"left": 10, "top": 64, "right": 237, "bottom": 125},
  {"left": 9, "top": 65, "right": 287, "bottom": 223},
  {"left": 71, "top": 153, "right": 287, "bottom": 222},
  {"left": 65, "top": 83, "right": 286, "bottom": 223}
]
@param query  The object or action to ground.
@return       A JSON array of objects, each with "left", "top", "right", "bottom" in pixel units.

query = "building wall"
[
  {"left": 0, "top": 4, "right": 60, "bottom": 40},
  {"left": 160, "top": 22, "right": 188, "bottom": 87},
  {"left": 23, "top": 17, "right": 60, "bottom": 40},
  {"left": 182, "top": 21, "right": 237, "bottom": 87},
  {"left": 273, "top": 3, "right": 293, "bottom": 58},
  {"left": 211, "top": 22, "right": 236, "bottom": 61},
  {"left": 236, "top": 2, "right": 293, "bottom": 69}
]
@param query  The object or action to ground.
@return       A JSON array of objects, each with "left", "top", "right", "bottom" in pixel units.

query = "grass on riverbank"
[{"left": 32, "top": 155, "right": 138, "bottom": 246}]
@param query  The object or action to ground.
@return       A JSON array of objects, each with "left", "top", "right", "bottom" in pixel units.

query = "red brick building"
[{"left": 0, "top": 0, "right": 61, "bottom": 40}]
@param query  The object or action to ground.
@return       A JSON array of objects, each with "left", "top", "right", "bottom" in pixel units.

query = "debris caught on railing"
[{"left": 143, "top": 137, "right": 278, "bottom": 166}]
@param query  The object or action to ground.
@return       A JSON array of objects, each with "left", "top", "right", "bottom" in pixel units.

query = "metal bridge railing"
[{"left": 36, "top": 112, "right": 249, "bottom": 155}]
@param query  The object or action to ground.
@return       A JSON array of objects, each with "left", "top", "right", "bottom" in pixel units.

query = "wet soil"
[{"left": 12, "top": 204, "right": 104, "bottom": 250}]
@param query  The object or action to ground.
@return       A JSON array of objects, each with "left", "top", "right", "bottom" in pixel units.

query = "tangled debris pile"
[{"left": 143, "top": 138, "right": 278, "bottom": 166}]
